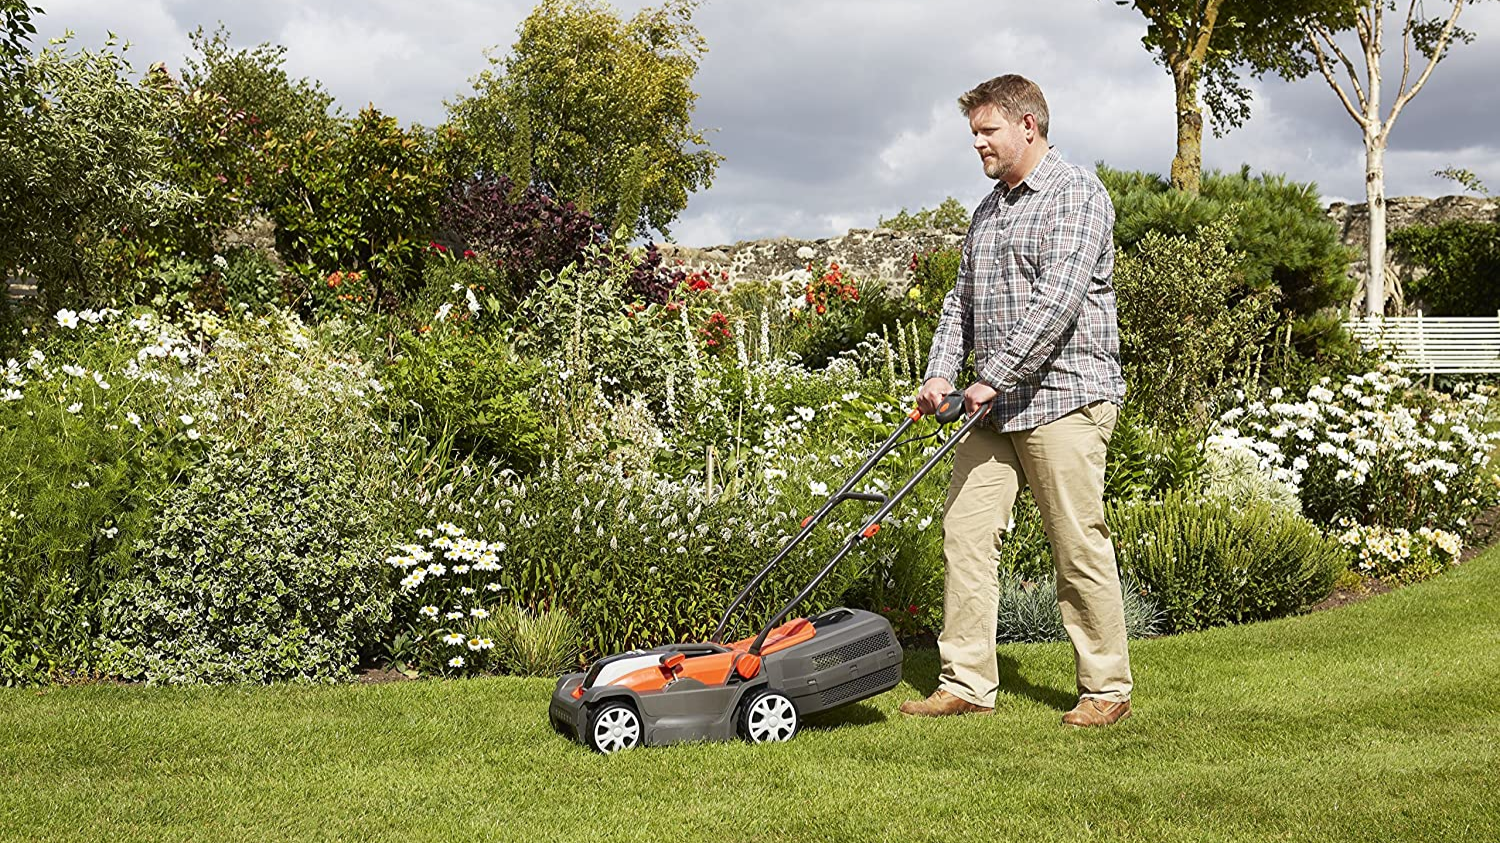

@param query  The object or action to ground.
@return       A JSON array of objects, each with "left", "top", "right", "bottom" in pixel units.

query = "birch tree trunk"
[
  {"left": 1362, "top": 13, "right": 1386, "bottom": 318},
  {"left": 1303, "top": 0, "right": 1470, "bottom": 317}
]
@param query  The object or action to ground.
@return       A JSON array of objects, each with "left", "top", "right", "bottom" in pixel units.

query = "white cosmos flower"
[
  {"left": 179, "top": 414, "right": 194, "bottom": 426},
  {"left": 186, "top": 429, "right": 200, "bottom": 440},
  {"left": 62, "top": 364, "right": 86, "bottom": 377},
  {"left": 55, "top": 309, "right": 79, "bottom": 329},
  {"left": 66, "top": 402, "right": 83, "bottom": 414}
]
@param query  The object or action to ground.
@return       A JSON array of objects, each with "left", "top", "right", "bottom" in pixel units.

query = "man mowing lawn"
[{"left": 905, "top": 74, "right": 1131, "bottom": 728}]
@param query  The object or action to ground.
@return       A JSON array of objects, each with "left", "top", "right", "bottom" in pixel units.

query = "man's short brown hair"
[{"left": 959, "top": 74, "right": 1049, "bottom": 139}]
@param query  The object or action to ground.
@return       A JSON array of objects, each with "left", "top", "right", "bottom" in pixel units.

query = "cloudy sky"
[{"left": 29, "top": 0, "right": 1500, "bottom": 245}]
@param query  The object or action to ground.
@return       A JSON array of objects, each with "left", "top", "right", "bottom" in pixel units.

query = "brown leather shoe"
[
  {"left": 898, "top": 689, "right": 992, "bottom": 717},
  {"left": 1061, "top": 697, "right": 1131, "bottom": 727}
]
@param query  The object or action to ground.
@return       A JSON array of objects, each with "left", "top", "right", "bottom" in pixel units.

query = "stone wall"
[
  {"left": 653, "top": 195, "right": 1498, "bottom": 305},
  {"left": 656, "top": 226, "right": 967, "bottom": 291},
  {"left": 1327, "top": 195, "right": 1498, "bottom": 305}
]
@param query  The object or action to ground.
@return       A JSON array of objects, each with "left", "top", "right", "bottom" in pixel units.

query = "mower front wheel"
[
  {"left": 739, "top": 689, "right": 799, "bottom": 745},
  {"left": 587, "top": 700, "right": 643, "bottom": 754}
]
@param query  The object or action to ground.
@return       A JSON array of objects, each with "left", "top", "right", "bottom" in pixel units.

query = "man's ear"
[{"left": 1023, "top": 113, "right": 1038, "bottom": 142}]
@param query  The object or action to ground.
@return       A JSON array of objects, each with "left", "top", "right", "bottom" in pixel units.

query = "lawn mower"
[{"left": 549, "top": 391, "right": 991, "bottom": 753}]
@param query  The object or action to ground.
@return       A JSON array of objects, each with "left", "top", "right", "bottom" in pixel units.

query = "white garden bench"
[{"left": 1342, "top": 312, "right": 1500, "bottom": 375}]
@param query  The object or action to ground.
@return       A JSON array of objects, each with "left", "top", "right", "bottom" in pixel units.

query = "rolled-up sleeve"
[{"left": 977, "top": 183, "right": 1112, "bottom": 393}]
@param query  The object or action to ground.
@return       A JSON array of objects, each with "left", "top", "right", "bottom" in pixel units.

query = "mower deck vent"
[
  {"left": 812, "top": 631, "right": 895, "bottom": 671},
  {"left": 819, "top": 664, "right": 901, "bottom": 707}
]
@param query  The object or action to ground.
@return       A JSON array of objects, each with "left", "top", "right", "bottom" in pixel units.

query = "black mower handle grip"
[{"left": 935, "top": 390, "right": 967, "bottom": 424}]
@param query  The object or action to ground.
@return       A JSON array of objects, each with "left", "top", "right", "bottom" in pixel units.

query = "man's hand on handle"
[
  {"left": 963, "top": 382, "right": 997, "bottom": 417},
  {"left": 918, "top": 377, "right": 998, "bottom": 418},
  {"left": 917, "top": 378, "right": 954, "bottom": 416}
]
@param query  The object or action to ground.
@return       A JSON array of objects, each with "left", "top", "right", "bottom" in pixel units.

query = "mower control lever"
[{"left": 934, "top": 390, "right": 967, "bottom": 424}]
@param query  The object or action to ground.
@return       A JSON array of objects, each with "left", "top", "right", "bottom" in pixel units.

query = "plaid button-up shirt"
[{"left": 924, "top": 148, "right": 1125, "bottom": 432}]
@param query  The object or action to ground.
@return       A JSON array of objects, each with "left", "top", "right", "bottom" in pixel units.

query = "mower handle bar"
[{"left": 709, "top": 391, "right": 989, "bottom": 652}]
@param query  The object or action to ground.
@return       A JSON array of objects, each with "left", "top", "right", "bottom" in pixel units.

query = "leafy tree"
[
  {"left": 1113, "top": 1, "right": 1357, "bottom": 194},
  {"left": 0, "top": 35, "right": 189, "bottom": 310},
  {"left": 263, "top": 107, "right": 448, "bottom": 309},
  {"left": 1, "top": 1, "right": 39, "bottom": 107},
  {"left": 1293, "top": 0, "right": 1482, "bottom": 315},
  {"left": 177, "top": 26, "right": 337, "bottom": 143},
  {"left": 135, "top": 28, "right": 339, "bottom": 265},
  {"left": 446, "top": 0, "right": 720, "bottom": 238},
  {"left": 878, "top": 197, "right": 970, "bottom": 231}
]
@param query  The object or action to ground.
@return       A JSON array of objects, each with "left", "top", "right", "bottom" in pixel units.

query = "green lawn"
[{"left": 5, "top": 550, "right": 1500, "bottom": 843}]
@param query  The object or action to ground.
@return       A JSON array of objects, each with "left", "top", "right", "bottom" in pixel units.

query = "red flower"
[{"left": 462, "top": 249, "right": 477, "bottom": 260}]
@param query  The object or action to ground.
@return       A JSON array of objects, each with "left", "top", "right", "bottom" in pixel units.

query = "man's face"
[{"left": 969, "top": 103, "right": 1028, "bottom": 183}]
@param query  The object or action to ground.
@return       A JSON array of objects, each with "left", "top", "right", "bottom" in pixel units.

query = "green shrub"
[
  {"left": 0, "top": 35, "right": 189, "bottom": 315},
  {"left": 386, "top": 326, "right": 548, "bottom": 472},
  {"left": 905, "top": 247, "right": 961, "bottom": 322},
  {"left": 1390, "top": 220, "right": 1500, "bottom": 316},
  {"left": 1101, "top": 164, "right": 1352, "bottom": 315},
  {"left": 0, "top": 309, "right": 199, "bottom": 684},
  {"left": 1099, "top": 164, "right": 1354, "bottom": 382},
  {"left": 995, "top": 573, "right": 1162, "bottom": 644},
  {"left": 783, "top": 263, "right": 916, "bottom": 370},
  {"left": 265, "top": 107, "right": 447, "bottom": 310},
  {"left": 996, "top": 492, "right": 1053, "bottom": 581},
  {"left": 1114, "top": 214, "right": 1274, "bottom": 424},
  {"left": 218, "top": 247, "right": 285, "bottom": 312},
  {"left": 1111, "top": 491, "right": 1344, "bottom": 633},
  {"left": 879, "top": 197, "right": 969, "bottom": 232},
  {"left": 101, "top": 435, "right": 397, "bottom": 684},
  {"left": 1104, "top": 408, "right": 1207, "bottom": 503}
]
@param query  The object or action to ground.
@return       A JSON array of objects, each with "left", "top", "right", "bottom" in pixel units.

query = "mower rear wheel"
[
  {"left": 587, "top": 700, "right": 643, "bottom": 754},
  {"left": 739, "top": 689, "right": 799, "bottom": 744}
]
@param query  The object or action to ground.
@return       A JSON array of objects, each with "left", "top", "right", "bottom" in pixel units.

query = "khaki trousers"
[{"left": 937, "top": 401, "right": 1132, "bottom": 706}]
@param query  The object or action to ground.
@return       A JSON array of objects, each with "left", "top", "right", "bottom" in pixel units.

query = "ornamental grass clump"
[
  {"left": 479, "top": 604, "right": 584, "bottom": 677},
  {"left": 995, "top": 574, "right": 1163, "bottom": 644},
  {"left": 1111, "top": 490, "right": 1344, "bottom": 633}
]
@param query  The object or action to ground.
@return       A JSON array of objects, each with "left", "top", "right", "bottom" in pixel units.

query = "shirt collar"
[{"left": 998, "top": 146, "right": 1060, "bottom": 195}]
